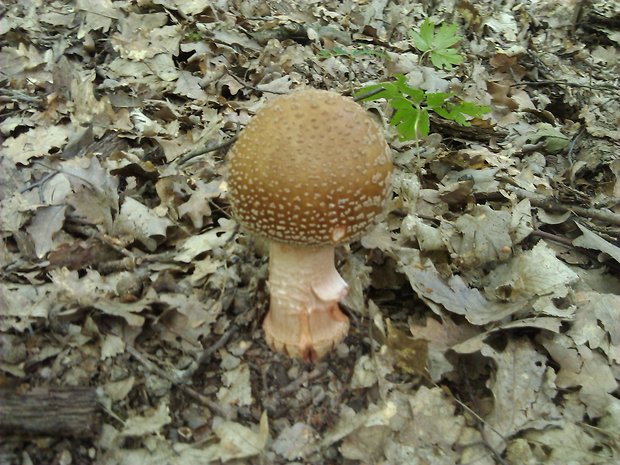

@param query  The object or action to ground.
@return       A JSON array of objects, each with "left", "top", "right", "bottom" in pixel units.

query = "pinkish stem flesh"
[{"left": 262, "top": 242, "right": 350, "bottom": 362}]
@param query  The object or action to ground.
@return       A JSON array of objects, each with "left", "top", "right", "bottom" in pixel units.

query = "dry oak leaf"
[
  {"left": 568, "top": 291, "right": 620, "bottom": 363},
  {"left": 448, "top": 204, "right": 513, "bottom": 269},
  {"left": 216, "top": 363, "right": 253, "bottom": 408},
  {"left": 174, "top": 219, "right": 235, "bottom": 263},
  {"left": 1, "top": 125, "right": 71, "bottom": 165},
  {"left": 153, "top": 0, "right": 212, "bottom": 16},
  {"left": 484, "top": 240, "right": 579, "bottom": 301},
  {"left": 25, "top": 205, "right": 67, "bottom": 258},
  {"left": 174, "top": 70, "right": 208, "bottom": 100},
  {"left": 573, "top": 222, "right": 620, "bottom": 264},
  {"left": 397, "top": 248, "right": 523, "bottom": 325},
  {"left": 209, "top": 412, "right": 269, "bottom": 462},
  {"left": 113, "top": 197, "right": 173, "bottom": 251},
  {"left": 399, "top": 386, "right": 465, "bottom": 461},
  {"left": 481, "top": 338, "right": 562, "bottom": 450},
  {"left": 120, "top": 401, "right": 171, "bottom": 437},
  {"left": 75, "top": 0, "right": 119, "bottom": 39},
  {"left": 542, "top": 334, "right": 617, "bottom": 418}
]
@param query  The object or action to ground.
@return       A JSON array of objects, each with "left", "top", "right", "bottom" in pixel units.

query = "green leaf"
[
  {"left": 429, "top": 48, "right": 463, "bottom": 70},
  {"left": 415, "top": 108, "right": 430, "bottom": 138},
  {"left": 398, "top": 118, "right": 419, "bottom": 140},
  {"left": 390, "top": 96, "right": 415, "bottom": 110},
  {"left": 356, "top": 71, "right": 490, "bottom": 141},
  {"left": 426, "top": 92, "right": 450, "bottom": 109},
  {"left": 434, "top": 23, "right": 462, "bottom": 50},
  {"left": 410, "top": 19, "right": 434, "bottom": 52},
  {"left": 410, "top": 19, "right": 464, "bottom": 70},
  {"left": 432, "top": 105, "right": 451, "bottom": 120},
  {"left": 527, "top": 123, "right": 571, "bottom": 153},
  {"left": 447, "top": 107, "right": 469, "bottom": 126},
  {"left": 391, "top": 107, "right": 430, "bottom": 140},
  {"left": 433, "top": 100, "right": 490, "bottom": 126},
  {"left": 458, "top": 101, "right": 491, "bottom": 117}
]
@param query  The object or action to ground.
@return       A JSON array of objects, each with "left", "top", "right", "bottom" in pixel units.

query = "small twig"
[
  {"left": 176, "top": 135, "right": 237, "bottom": 166},
  {"left": 566, "top": 125, "right": 585, "bottom": 166},
  {"left": 279, "top": 365, "right": 327, "bottom": 396},
  {"left": 64, "top": 220, "right": 136, "bottom": 259},
  {"left": 511, "top": 80, "right": 619, "bottom": 94},
  {"left": 126, "top": 344, "right": 229, "bottom": 418},
  {"left": 531, "top": 229, "right": 575, "bottom": 247},
  {"left": 227, "top": 72, "right": 289, "bottom": 95},
  {"left": 0, "top": 88, "right": 42, "bottom": 104},
  {"left": 32, "top": 161, "right": 100, "bottom": 192},
  {"left": 74, "top": 8, "right": 121, "bottom": 20},
  {"left": 505, "top": 184, "right": 620, "bottom": 226},
  {"left": 197, "top": 323, "right": 239, "bottom": 366},
  {"left": 441, "top": 382, "right": 509, "bottom": 465},
  {"left": 532, "top": 228, "right": 620, "bottom": 274},
  {"left": 446, "top": 391, "right": 507, "bottom": 445},
  {"left": 19, "top": 170, "right": 59, "bottom": 194}
]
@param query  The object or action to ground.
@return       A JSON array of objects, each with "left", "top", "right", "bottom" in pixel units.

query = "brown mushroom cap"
[{"left": 227, "top": 89, "right": 393, "bottom": 245}]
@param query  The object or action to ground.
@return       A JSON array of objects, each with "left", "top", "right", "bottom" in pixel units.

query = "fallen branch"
[
  {"left": 0, "top": 386, "right": 99, "bottom": 437},
  {"left": 505, "top": 184, "right": 620, "bottom": 226}
]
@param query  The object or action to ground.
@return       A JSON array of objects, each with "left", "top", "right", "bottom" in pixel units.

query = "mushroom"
[{"left": 227, "top": 89, "right": 393, "bottom": 362}]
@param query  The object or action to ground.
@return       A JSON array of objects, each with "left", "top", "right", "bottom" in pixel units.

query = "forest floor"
[{"left": 1, "top": 0, "right": 619, "bottom": 464}]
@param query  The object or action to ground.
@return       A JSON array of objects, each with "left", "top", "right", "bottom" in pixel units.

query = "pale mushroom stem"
[{"left": 263, "top": 241, "right": 350, "bottom": 362}]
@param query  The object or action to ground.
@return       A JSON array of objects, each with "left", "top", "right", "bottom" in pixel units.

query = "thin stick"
[
  {"left": 19, "top": 170, "right": 59, "bottom": 194},
  {"left": 279, "top": 365, "right": 327, "bottom": 396},
  {"left": 126, "top": 344, "right": 229, "bottom": 418},
  {"left": 0, "top": 89, "right": 42, "bottom": 104},
  {"left": 531, "top": 229, "right": 575, "bottom": 247},
  {"left": 227, "top": 73, "right": 289, "bottom": 95},
  {"left": 505, "top": 184, "right": 620, "bottom": 226},
  {"left": 439, "top": 382, "right": 509, "bottom": 465},
  {"left": 176, "top": 136, "right": 237, "bottom": 166},
  {"left": 197, "top": 324, "right": 239, "bottom": 366},
  {"left": 511, "top": 80, "right": 619, "bottom": 93},
  {"left": 566, "top": 126, "right": 585, "bottom": 166}
]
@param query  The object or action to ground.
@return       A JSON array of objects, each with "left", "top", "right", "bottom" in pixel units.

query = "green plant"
[
  {"left": 410, "top": 19, "right": 463, "bottom": 70},
  {"left": 356, "top": 75, "right": 489, "bottom": 141},
  {"left": 355, "top": 20, "right": 489, "bottom": 142}
]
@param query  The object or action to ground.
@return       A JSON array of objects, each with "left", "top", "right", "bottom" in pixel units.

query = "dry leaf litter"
[{"left": 0, "top": 0, "right": 619, "bottom": 464}]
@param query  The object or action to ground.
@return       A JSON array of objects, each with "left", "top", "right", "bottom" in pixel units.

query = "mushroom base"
[{"left": 263, "top": 242, "right": 350, "bottom": 362}]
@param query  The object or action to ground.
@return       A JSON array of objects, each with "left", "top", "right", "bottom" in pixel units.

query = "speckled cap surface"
[{"left": 227, "top": 89, "right": 393, "bottom": 245}]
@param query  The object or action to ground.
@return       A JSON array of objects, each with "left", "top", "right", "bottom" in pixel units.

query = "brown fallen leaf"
[{"left": 386, "top": 319, "right": 428, "bottom": 377}]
